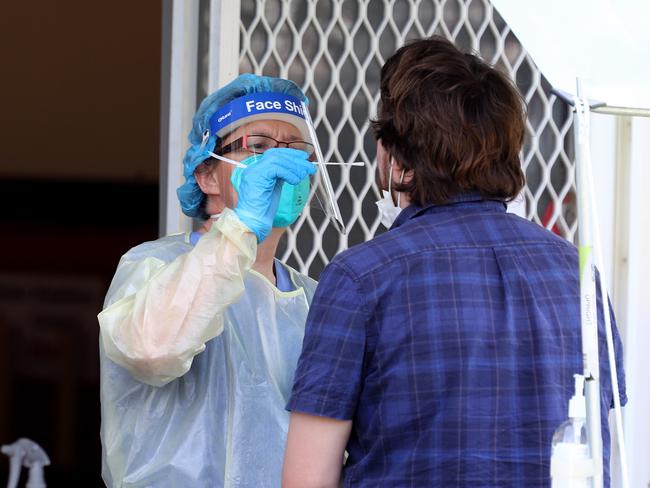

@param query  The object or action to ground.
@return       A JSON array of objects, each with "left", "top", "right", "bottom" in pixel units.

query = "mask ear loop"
[
  {"left": 389, "top": 157, "right": 406, "bottom": 207},
  {"left": 397, "top": 168, "right": 405, "bottom": 207}
]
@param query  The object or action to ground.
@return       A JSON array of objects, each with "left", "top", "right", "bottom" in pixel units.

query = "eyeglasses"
[{"left": 215, "top": 134, "right": 315, "bottom": 157}]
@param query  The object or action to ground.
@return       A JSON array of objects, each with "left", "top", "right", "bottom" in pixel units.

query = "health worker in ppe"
[{"left": 98, "top": 74, "right": 322, "bottom": 487}]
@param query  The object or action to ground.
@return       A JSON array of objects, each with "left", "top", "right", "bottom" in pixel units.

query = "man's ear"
[{"left": 194, "top": 163, "right": 221, "bottom": 196}]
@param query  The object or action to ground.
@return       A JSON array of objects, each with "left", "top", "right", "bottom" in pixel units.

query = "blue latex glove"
[{"left": 234, "top": 148, "right": 316, "bottom": 242}]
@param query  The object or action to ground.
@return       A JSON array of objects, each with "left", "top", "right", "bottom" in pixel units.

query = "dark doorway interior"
[{"left": 0, "top": 2, "right": 162, "bottom": 486}]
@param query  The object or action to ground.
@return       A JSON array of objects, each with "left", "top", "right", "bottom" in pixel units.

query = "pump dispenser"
[
  {"left": 1, "top": 438, "right": 50, "bottom": 488},
  {"left": 550, "top": 374, "right": 594, "bottom": 487}
]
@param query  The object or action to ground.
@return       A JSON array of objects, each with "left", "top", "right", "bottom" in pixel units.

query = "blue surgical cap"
[{"left": 176, "top": 74, "right": 308, "bottom": 218}]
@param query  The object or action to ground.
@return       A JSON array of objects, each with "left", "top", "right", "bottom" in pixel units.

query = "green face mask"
[{"left": 230, "top": 154, "right": 311, "bottom": 228}]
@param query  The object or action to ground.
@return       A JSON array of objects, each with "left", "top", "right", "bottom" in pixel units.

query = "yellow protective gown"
[{"left": 98, "top": 209, "right": 317, "bottom": 487}]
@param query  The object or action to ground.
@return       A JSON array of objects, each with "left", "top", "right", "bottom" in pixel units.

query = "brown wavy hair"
[{"left": 372, "top": 36, "right": 526, "bottom": 205}]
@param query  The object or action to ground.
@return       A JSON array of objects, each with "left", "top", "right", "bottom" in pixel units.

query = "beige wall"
[{"left": 0, "top": 1, "right": 161, "bottom": 182}]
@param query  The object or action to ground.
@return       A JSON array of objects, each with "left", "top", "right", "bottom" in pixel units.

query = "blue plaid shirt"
[{"left": 288, "top": 194, "right": 626, "bottom": 487}]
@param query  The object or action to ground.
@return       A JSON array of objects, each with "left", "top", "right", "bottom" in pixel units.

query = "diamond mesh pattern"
[{"left": 239, "top": 0, "right": 576, "bottom": 278}]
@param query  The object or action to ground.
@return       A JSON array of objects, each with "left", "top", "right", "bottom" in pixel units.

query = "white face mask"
[{"left": 375, "top": 158, "right": 405, "bottom": 229}]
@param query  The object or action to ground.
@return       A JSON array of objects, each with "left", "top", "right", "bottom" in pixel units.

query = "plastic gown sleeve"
[{"left": 98, "top": 208, "right": 256, "bottom": 387}]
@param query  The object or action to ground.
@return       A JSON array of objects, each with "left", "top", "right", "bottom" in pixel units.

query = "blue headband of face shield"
[{"left": 209, "top": 92, "right": 308, "bottom": 138}]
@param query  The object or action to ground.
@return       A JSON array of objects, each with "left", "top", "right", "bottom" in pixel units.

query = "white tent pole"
[
  {"left": 584, "top": 119, "right": 630, "bottom": 488},
  {"left": 622, "top": 116, "right": 650, "bottom": 488},
  {"left": 611, "top": 120, "right": 632, "bottom": 486},
  {"left": 573, "top": 82, "right": 604, "bottom": 488}
]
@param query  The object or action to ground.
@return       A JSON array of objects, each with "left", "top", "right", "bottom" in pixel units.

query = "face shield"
[{"left": 208, "top": 92, "right": 345, "bottom": 234}]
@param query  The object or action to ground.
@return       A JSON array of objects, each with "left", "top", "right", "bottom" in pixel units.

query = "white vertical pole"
[
  {"left": 573, "top": 86, "right": 603, "bottom": 488},
  {"left": 621, "top": 116, "right": 650, "bottom": 488},
  {"left": 609, "top": 116, "right": 631, "bottom": 488},
  {"left": 611, "top": 117, "right": 632, "bottom": 341},
  {"left": 589, "top": 114, "right": 618, "bottom": 287},
  {"left": 207, "top": 0, "right": 241, "bottom": 92},
  {"left": 159, "top": 0, "right": 200, "bottom": 237},
  {"left": 584, "top": 128, "right": 630, "bottom": 488},
  {"left": 159, "top": 0, "right": 239, "bottom": 236}
]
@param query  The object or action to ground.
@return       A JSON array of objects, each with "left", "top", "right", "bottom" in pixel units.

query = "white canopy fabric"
[{"left": 491, "top": 0, "right": 650, "bottom": 111}]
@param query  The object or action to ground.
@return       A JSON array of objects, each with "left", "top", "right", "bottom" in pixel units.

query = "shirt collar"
[{"left": 390, "top": 192, "right": 507, "bottom": 230}]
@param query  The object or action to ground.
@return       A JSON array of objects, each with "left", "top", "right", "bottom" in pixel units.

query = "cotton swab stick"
[
  {"left": 210, "top": 152, "right": 365, "bottom": 168},
  {"left": 209, "top": 152, "right": 247, "bottom": 168},
  {"left": 313, "top": 161, "right": 365, "bottom": 166}
]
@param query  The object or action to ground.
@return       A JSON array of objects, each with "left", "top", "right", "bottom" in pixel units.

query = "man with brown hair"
[{"left": 282, "top": 37, "right": 625, "bottom": 487}]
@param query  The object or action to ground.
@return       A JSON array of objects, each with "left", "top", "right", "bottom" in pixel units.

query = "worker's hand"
[{"left": 234, "top": 148, "right": 315, "bottom": 242}]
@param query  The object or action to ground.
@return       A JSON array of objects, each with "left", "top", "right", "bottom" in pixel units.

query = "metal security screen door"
[{"left": 236, "top": 0, "right": 575, "bottom": 278}]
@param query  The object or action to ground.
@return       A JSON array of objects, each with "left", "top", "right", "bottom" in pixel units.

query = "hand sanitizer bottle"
[{"left": 550, "top": 374, "right": 594, "bottom": 487}]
